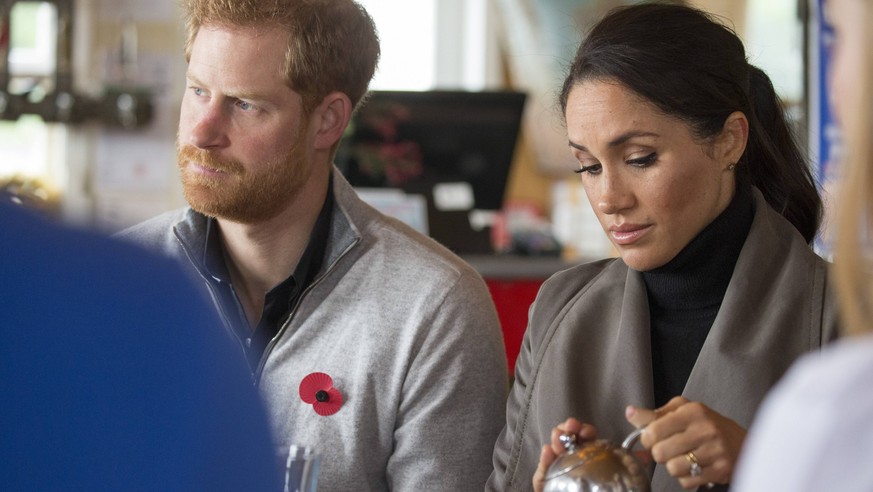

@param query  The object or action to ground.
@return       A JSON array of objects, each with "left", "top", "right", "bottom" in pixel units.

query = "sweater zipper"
[
  {"left": 173, "top": 232, "right": 250, "bottom": 369},
  {"left": 251, "top": 236, "right": 360, "bottom": 385}
]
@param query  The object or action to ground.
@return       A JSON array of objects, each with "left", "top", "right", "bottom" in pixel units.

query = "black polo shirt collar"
[{"left": 199, "top": 185, "right": 334, "bottom": 372}]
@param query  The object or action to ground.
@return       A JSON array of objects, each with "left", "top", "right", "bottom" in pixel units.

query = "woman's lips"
[{"left": 609, "top": 224, "right": 652, "bottom": 246}]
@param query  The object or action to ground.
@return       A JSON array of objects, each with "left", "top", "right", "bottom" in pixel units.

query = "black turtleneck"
[{"left": 643, "top": 184, "right": 754, "bottom": 407}]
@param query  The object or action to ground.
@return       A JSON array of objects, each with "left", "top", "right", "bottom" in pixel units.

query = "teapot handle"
[{"left": 621, "top": 427, "right": 645, "bottom": 451}]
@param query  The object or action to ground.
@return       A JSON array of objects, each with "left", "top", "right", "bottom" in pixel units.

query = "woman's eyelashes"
[
  {"left": 574, "top": 152, "right": 658, "bottom": 175},
  {"left": 575, "top": 163, "right": 602, "bottom": 175},
  {"left": 627, "top": 152, "right": 658, "bottom": 167}
]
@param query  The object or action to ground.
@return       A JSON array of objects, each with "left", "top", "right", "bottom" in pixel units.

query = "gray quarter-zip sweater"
[{"left": 118, "top": 167, "right": 509, "bottom": 491}]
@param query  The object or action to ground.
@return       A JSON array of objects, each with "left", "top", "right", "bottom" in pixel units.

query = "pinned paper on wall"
[
  {"left": 93, "top": 192, "right": 180, "bottom": 233},
  {"left": 354, "top": 188, "right": 429, "bottom": 235},
  {"left": 433, "top": 182, "right": 475, "bottom": 212},
  {"left": 94, "top": 133, "right": 175, "bottom": 192}
]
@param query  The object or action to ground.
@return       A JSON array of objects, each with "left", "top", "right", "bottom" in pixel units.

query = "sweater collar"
[{"left": 642, "top": 183, "right": 754, "bottom": 310}]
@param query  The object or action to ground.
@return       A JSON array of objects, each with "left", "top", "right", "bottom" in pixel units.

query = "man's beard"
[{"left": 176, "top": 128, "right": 311, "bottom": 224}]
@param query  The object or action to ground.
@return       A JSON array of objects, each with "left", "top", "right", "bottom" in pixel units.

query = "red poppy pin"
[{"left": 299, "top": 372, "right": 343, "bottom": 416}]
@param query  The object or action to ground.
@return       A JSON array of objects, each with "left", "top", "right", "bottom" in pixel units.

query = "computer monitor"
[{"left": 336, "top": 90, "right": 527, "bottom": 254}]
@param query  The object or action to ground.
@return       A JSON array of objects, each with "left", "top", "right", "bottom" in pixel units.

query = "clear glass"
[{"left": 276, "top": 445, "right": 320, "bottom": 492}]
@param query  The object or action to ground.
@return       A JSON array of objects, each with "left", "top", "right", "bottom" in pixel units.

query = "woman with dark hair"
[{"left": 486, "top": 3, "right": 838, "bottom": 492}]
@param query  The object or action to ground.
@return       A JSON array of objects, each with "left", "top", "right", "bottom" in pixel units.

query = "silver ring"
[
  {"left": 706, "top": 483, "right": 715, "bottom": 489},
  {"left": 686, "top": 452, "right": 702, "bottom": 477}
]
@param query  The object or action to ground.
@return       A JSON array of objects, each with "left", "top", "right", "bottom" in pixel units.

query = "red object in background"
[
  {"left": 486, "top": 279, "right": 544, "bottom": 374},
  {"left": 1, "top": 18, "right": 9, "bottom": 50}
]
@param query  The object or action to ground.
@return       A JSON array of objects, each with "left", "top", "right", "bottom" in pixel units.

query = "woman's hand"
[
  {"left": 626, "top": 397, "right": 747, "bottom": 489},
  {"left": 532, "top": 418, "right": 599, "bottom": 492}
]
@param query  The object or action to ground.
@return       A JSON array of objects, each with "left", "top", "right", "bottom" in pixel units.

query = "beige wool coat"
[{"left": 488, "top": 188, "right": 839, "bottom": 492}]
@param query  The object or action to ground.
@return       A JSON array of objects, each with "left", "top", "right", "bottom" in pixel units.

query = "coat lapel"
[
  {"left": 653, "top": 190, "right": 829, "bottom": 491},
  {"left": 560, "top": 264, "right": 655, "bottom": 442}
]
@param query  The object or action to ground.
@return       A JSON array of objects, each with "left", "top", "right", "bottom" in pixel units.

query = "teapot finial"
[
  {"left": 558, "top": 432, "right": 577, "bottom": 452},
  {"left": 544, "top": 428, "right": 651, "bottom": 492}
]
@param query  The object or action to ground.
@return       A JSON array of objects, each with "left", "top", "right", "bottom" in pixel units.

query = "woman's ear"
[
  {"left": 717, "top": 111, "right": 749, "bottom": 164},
  {"left": 312, "top": 92, "right": 353, "bottom": 151}
]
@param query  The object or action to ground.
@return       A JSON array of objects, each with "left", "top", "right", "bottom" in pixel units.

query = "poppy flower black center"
[{"left": 315, "top": 390, "right": 329, "bottom": 402}]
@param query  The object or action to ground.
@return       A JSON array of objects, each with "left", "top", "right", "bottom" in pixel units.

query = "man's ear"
[
  {"left": 717, "top": 111, "right": 749, "bottom": 164},
  {"left": 312, "top": 92, "right": 352, "bottom": 151}
]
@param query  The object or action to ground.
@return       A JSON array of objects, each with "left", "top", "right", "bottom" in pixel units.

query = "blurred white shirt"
[{"left": 734, "top": 335, "right": 873, "bottom": 491}]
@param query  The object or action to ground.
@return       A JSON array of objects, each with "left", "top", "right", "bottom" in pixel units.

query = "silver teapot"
[{"left": 543, "top": 427, "right": 650, "bottom": 492}]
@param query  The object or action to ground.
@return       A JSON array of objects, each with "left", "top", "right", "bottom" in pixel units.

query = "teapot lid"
[
  {"left": 543, "top": 428, "right": 649, "bottom": 491},
  {"left": 545, "top": 438, "right": 613, "bottom": 480}
]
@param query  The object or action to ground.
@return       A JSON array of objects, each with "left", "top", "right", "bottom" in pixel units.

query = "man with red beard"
[{"left": 118, "top": 0, "right": 508, "bottom": 490}]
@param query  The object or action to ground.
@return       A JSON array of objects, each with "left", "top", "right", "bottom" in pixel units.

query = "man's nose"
[{"left": 188, "top": 104, "right": 230, "bottom": 150}]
